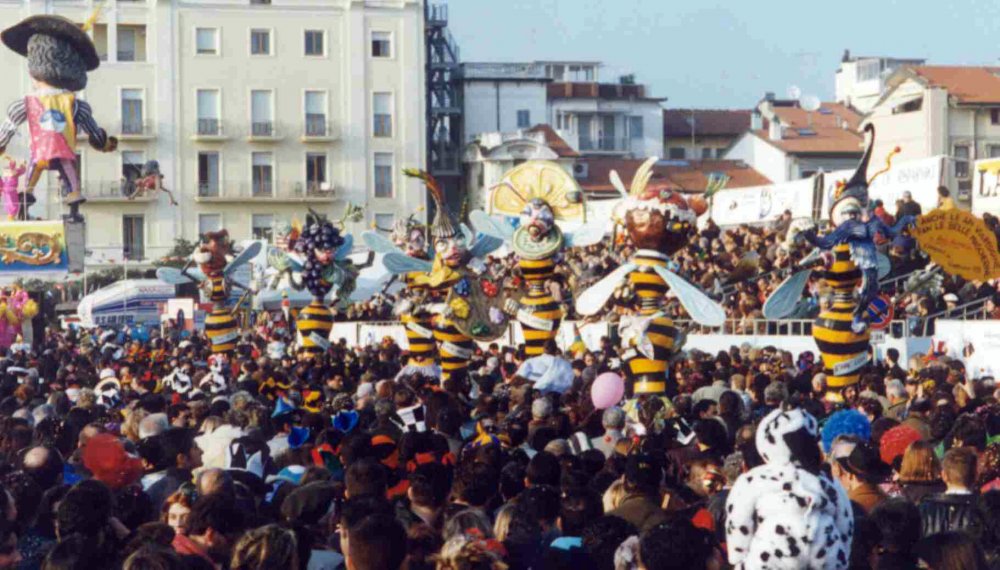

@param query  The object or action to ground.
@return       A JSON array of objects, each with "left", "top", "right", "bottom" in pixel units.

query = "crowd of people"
[
  {"left": 0, "top": 310, "right": 990, "bottom": 570},
  {"left": 334, "top": 207, "right": 1000, "bottom": 334}
]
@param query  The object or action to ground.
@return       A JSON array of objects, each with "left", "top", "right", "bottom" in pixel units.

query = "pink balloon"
[{"left": 591, "top": 372, "right": 625, "bottom": 409}]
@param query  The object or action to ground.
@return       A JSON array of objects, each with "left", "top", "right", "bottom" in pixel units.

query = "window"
[
  {"left": 892, "top": 97, "right": 922, "bottom": 114},
  {"left": 122, "top": 151, "right": 144, "bottom": 181},
  {"left": 252, "top": 214, "right": 274, "bottom": 242},
  {"left": 123, "top": 215, "right": 144, "bottom": 260},
  {"left": 252, "top": 152, "right": 273, "bottom": 196},
  {"left": 121, "top": 89, "right": 143, "bottom": 135},
  {"left": 988, "top": 145, "right": 1000, "bottom": 159},
  {"left": 992, "top": 109, "right": 1000, "bottom": 125},
  {"left": 250, "top": 29, "right": 271, "bottom": 55},
  {"left": 198, "top": 214, "right": 221, "bottom": 235},
  {"left": 251, "top": 90, "right": 273, "bottom": 136},
  {"left": 954, "top": 144, "right": 970, "bottom": 178},
  {"left": 701, "top": 147, "right": 713, "bottom": 159},
  {"left": 250, "top": 0, "right": 271, "bottom": 4},
  {"left": 668, "top": 147, "right": 686, "bottom": 160},
  {"left": 304, "top": 30, "right": 324, "bottom": 56},
  {"left": 198, "top": 151, "right": 220, "bottom": 197},
  {"left": 715, "top": 148, "right": 725, "bottom": 159},
  {"left": 628, "top": 116, "right": 643, "bottom": 140},
  {"left": 196, "top": 28, "right": 218, "bottom": 55},
  {"left": 373, "top": 92, "right": 392, "bottom": 137},
  {"left": 371, "top": 31, "right": 391, "bottom": 57},
  {"left": 373, "top": 153, "right": 393, "bottom": 198},
  {"left": 516, "top": 110, "right": 530, "bottom": 129},
  {"left": 306, "top": 153, "right": 327, "bottom": 192},
  {"left": 374, "top": 213, "right": 395, "bottom": 232},
  {"left": 197, "top": 89, "right": 220, "bottom": 134},
  {"left": 305, "top": 91, "right": 327, "bottom": 136},
  {"left": 116, "top": 25, "right": 145, "bottom": 61}
]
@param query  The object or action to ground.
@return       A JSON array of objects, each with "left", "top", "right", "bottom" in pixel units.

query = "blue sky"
[{"left": 448, "top": 0, "right": 1000, "bottom": 109}]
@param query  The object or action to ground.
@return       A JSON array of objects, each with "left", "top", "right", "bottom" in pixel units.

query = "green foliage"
[{"left": 154, "top": 238, "right": 197, "bottom": 268}]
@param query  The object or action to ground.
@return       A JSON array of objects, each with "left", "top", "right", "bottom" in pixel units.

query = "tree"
[{"left": 154, "top": 238, "right": 196, "bottom": 268}]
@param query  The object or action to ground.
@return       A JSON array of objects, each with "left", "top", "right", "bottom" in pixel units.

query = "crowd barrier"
[{"left": 329, "top": 319, "right": 935, "bottom": 365}]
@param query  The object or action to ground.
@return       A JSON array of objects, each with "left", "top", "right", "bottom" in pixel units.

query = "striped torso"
[
  {"left": 204, "top": 308, "right": 237, "bottom": 354},
  {"left": 518, "top": 257, "right": 562, "bottom": 356},
  {"left": 206, "top": 274, "right": 229, "bottom": 306},
  {"left": 813, "top": 244, "right": 869, "bottom": 393},
  {"left": 623, "top": 250, "right": 678, "bottom": 395},
  {"left": 402, "top": 268, "right": 436, "bottom": 365},
  {"left": 430, "top": 273, "right": 473, "bottom": 379},
  {"left": 297, "top": 299, "right": 333, "bottom": 356}
]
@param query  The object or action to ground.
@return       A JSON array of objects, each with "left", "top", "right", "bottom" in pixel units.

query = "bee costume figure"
[{"left": 0, "top": 14, "right": 118, "bottom": 222}]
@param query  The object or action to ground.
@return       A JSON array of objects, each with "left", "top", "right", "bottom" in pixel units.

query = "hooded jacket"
[{"left": 725, "top": 408, "right": 854, "bottom": 570}]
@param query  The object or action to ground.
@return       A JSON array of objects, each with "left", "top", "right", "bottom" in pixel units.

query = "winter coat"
[{"left": 725, "top": 408, "right": 854, "bottom": 570}]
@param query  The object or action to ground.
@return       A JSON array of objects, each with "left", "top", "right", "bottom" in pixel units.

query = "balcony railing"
[
  {"left": 47, "top": 180, "right": 156, "bottom": 201},
  {"left": 578, "top": 136, "right": 631, "bottom": 152},
  {"left": 251, "top": 121, "right": 275, "bottom": 137},
  {"left": 118, "top": 120, "right": 154, "bottom": 138},
  {"left": 196, "top": 118, "right": 223, "bottom": 136},
  {"left": 305, "top": 115, "right": 328, "bottom": 137},
  {"left": 196, "top": 181, "right": 337, "bottom": 202},
  {"left": 117, "top": 50, "right": 136, "bottom": 62},
  {"left": 462, "top": 62, "right": 547, "bottom": 80}
]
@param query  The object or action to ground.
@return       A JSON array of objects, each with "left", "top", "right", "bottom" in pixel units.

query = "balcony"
[
  {"left": 195, "top": 181, "right": 337, "bottom": 203},
  {"left": 578, "top": 136, "right": 631, "bottom": 154},
  {"left": 50, "top": 180, "right": 157, "bottom": 203},
  {"left": 117, "top": 120, "right": 155, "bottom": 141},
  {"left": 247, "top": 121, "right": 283, "bottom": 142},
  {"left": 192, "top": 119, "right": 228, "bottom": 141},
  {"left": 302, "top": 116, "right": 337, "bottom": 142}
]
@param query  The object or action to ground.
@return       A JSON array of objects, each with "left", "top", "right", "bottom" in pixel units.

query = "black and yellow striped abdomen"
[
  {"left": 401, "top": 311, "right": 436, "bottom": 364},
  {"left": 519, "top": 258, "right": 561, "bottom": 356},
  {"left": 624, "top": 315, "right": 678, "bottom": 395},
  {"left": 207, "top": 275, "right": 228, "bottom": 304},
  {"left": 297, "top": 300, "right": 333, "bottom": 356},
  {"left": 813, "top": 244, "right": 869, "bottom": 394},
  {"left": 629, "top": 252, "right": 669, "bottom": 302},
  {"left": 433, "top": 317, "right": 475, "bottom": 379},
  {"left": 205, "top": 308, "right": 238, "bottom": 354}
]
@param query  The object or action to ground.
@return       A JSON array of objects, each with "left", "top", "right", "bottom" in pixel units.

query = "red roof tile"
[
  {"left": 754, "top": 102, "right": 863, "bottom": 155},
  {"left": 547, "top": 82, "right": 666, "bottom": 102},
  {"left": 663, "top": 109, "right": 752, "bottom": 137},
  {"left": 908, "top": 65, "right": 1000, "bottom": 104},
  {"left": 576, "top": 157, "right": 771, "bottom": 195},
  {"left": 526, "top": 124, "right": 580, "bottom": 158}
]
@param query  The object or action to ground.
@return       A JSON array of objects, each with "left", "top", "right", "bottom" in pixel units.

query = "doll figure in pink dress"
[{"left": 0, "top": 160, "right": 25, "bottom": 220}]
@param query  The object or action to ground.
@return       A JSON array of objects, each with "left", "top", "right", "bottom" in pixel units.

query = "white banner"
[
  {"left": 709, "top": 177, "right": 815, "bottom": 226},
  {"left": 822, "top": 156, "right": 945, "bottom": 219},
  {"left": 972, "top": 158, "right": 1000, "bottom": 216},
  {"left": 933, "top": 320, "right": 1000, "bottom": 378}
]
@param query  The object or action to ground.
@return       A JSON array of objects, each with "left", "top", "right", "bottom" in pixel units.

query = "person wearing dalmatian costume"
[{"left": 725, "top": 408, "right": 853, "bottom": 570}]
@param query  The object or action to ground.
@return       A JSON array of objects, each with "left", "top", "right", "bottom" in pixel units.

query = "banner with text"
[
  {"left": 822, "top": 156, "right": 945, "bottom": 219},
  {"left": 972, "top": 157, "right": 1000, "bottom": 216},
  {"left": 709, "top": 177, "right": 816, "bottom": 226}
]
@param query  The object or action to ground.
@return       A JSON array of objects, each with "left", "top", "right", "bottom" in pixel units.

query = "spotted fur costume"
[{"left": 725, "top": 408, "right": 853, "bottom": 570}]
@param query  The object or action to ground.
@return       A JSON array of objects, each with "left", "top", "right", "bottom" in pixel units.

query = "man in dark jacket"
[
  {"left": 918, "top": 447, "right": 982, "bottom": 536},
  {"left": 608, "top": 453, "right": 668, "bottom": 532}
]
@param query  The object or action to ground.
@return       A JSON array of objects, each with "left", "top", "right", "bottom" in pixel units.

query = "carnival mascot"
[
  {"left": 0, "top": 285, "right": 37, "bottom": 352},
  {"left": 376, "top": 169, "right": 502, "bottom": 380},
  {"left": 725, "top": 408, "right": 853, "bottom": 570},
  {"left": 468, "top": 161, "right": 603, "bottom": 357},
  {"left": 575, "top": 157, "right": 725, "bottom": 396},
  {"left": 156, "top": 230, "right": 260, "bottom": 355},
  {"left": 0, "top": 14, "right": 118, "bottom": 221},
  {"left": 363, "top": 214, "right": 439, "bottom": 377},
  {"left": 764, "top": 125, "right": 913, "bottom": 400}
]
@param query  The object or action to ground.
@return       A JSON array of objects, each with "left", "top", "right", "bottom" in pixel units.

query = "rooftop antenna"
[
  {"left": 786, "top": 85, "right": 802, "bottom": 100},
  {"left": 800, "top": 94, "right": 821, "bottom": 127}
]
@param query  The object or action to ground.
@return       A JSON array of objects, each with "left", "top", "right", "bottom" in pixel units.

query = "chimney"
[
  {"left": 764, "top": 92, "right": 776, "bottom": 102},
  {"left": 769, "top": 118, "right": 783, "bottom": 141},
  {"left": 750, "top": 110, "right": 763, "bottom": 131}
]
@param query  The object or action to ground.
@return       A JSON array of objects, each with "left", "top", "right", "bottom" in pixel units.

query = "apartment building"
[
  {"left": 834, "top": 50, "right": 925, "bottom": 113},
  {"left": 663, "top": 109, "right": 751, "bottom": 160},
  {"left": 0, "top": 0, "right": 426, "bottom": 267}
]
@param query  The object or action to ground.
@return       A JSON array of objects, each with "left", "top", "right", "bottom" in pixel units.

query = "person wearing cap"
[
  {"left": 607, "top": 453, "right": 668, "bottom": 533},
  {"left": 836, "top": 442, "right": 890, "bottom": 514},
  {"left": 0, "top": 15, "right": 118, "bottom": 220}
]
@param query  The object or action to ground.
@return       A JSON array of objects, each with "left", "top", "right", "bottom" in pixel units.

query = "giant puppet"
[
  {"left": 468, "top": 161, "right": 603, "bottom": 356},
  {"left": 156, "top": 231, "right": 261, "bottom": 355},
  {"left": 0, "top": 14, "right": 117, "bottom": 222},
  {"left": 575, "top": 157, "right": 725, "bottom": 396},
  {"left": 372, "top": 169, "right": 502, "bottom": 380}
]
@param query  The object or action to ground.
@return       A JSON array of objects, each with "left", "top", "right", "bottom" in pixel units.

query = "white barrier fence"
[{"left": 330, "top": 319, "right": 934, "bottom": 364}]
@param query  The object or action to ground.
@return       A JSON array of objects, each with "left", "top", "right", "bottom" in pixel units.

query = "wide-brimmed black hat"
[
  {"left": 1, "top": 15, "right": 100, "bottom": 71},
  {"left": 837, "top": 442, "right": 892, "bottom": 484}
]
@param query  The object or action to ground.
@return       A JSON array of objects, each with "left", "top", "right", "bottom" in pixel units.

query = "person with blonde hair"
[
  {"left": 230, "top": 524, "right": 300, "bottom": 570},
  {"left": 434, "top": 535, "right": 507, "bottom": 570},
  {"left": 602, "top": 478, "right": 626, "bottom": 513}
]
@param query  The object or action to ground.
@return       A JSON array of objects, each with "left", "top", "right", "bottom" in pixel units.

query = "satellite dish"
[
  {"left": 787, "top": 85, "right": 802, "bottom": 100},
  {"left": 800, "top": 95, "right": 821, "bottom": 112}
]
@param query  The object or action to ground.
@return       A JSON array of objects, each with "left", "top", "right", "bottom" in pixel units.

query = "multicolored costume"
[{"left": 0, "top": 161, "right": 25, "bottom": 220}]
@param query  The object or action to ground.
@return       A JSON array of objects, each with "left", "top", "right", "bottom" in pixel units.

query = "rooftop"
[
  {"left": 526, "top": 124, "right": 580, "bottom": 158},
  {"left": 577, "top": 157, "right": 770, "bottom": 195},
  {"left": 547, "top": 82, "right": 666, "bottom": 102},
  {"left": 462, "top": 62, "right": 549, "bottom": 81},
  {"left": 663, "top": 109, "right": 752, "bottom": 138},
  {"left": 906, "top": 65, "right": 1000, "bottom": 105},
  {"left": 754, "top": 101, "right": 864, "bottom": 155}
]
